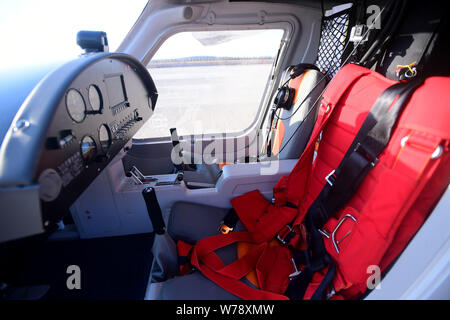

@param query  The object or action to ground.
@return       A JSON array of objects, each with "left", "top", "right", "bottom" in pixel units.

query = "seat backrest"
[
  {"left": 295, "top": 65, "right": 450, "bottom": 298},
  {"left": 265, "top": 69, "right": 326, "bottom": 160}
]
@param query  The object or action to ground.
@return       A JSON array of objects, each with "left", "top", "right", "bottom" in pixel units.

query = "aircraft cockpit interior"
[{"left": 0, "top": 0, "right": 449, "bottom": 302}]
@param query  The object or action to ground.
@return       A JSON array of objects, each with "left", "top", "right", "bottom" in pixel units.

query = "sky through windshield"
[{"left": 0, "top": 0, "right": 148, "bottom": 70}]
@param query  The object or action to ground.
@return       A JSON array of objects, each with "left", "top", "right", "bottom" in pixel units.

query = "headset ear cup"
[
  {"left": 274, "top": 86, "right": 295, "bottom": 110},
  {"left": 286, "top": 87, "right": 295, "bottom": 109},
  {"left": 274, "top": 87, "right": 287, "bottom": 108}
]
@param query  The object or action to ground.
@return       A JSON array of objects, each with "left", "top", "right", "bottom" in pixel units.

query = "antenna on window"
[{"left": 76, "top": 30, "right": 109, "bottom": 54}]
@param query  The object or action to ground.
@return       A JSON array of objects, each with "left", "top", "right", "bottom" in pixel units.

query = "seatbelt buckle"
[
  {"left": 218, "top": 222, "right": 233, "bottom": 235},
  {"left": 354, "top": 142, "right": 379, "bottom": 167}
]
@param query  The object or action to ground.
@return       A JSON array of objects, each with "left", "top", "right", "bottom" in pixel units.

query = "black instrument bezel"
[{"left": 65, "top": 88, "right": 87, "bottom": 123}]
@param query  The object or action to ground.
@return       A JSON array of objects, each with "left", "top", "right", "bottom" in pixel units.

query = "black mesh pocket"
[{"left": 316, "top": 10, "right": 352, "bottom": 81}]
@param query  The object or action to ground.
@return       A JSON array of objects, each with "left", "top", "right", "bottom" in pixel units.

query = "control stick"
[{"left": 142, "top": 187, "right": 166, "bottom": 235}]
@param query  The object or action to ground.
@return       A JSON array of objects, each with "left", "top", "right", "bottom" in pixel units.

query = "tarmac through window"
[{"left": 134, "top": 29, "right": 284, "bottom": 139}]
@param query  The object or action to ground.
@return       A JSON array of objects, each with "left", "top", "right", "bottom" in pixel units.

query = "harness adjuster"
[
  {"left": 331, "top": 214, "right": 357, "bottom": 254},
  {"left": 354, "top": 142, "right": 379, "bottom": 167},
  {"left": 289, "top": 258, "right": 302, "bottom": 280},
  {"left": 276, "top": 225, "right": 296, "bottom": 245},
  {"left": 325, "top": 170, "right": 336, "bottom": 186},
  {"left": 326, "top": 286, "right": 337, "bottom": 300}
]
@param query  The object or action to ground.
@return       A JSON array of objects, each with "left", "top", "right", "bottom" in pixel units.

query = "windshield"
[{"left": 0, "top": 0, "right": 148, "bottom": 70}]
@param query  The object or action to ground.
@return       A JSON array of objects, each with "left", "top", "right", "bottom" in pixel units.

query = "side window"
[{"left": 134, "top": 29, "right": 284, "bottom": 139}]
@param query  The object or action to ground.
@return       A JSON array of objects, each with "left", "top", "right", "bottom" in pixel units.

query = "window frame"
[{"left": 134, "top": 21, "right": 293, "bottom": 143}]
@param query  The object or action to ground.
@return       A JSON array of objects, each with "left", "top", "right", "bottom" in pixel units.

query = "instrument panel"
[{"left": 34, "top": 56, "right": 157, "bottom": 227}]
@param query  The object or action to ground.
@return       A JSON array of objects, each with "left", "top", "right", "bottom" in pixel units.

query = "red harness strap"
[
  {"left": 307, "top": 133, "right": 448, "bottom": 298},
  {"left": 189, "top": 232, "right": 290, "bottom": 300},
  {"left": 323, "top": 77, "right": 450, "bottom": 298},
  {"left": 297, "top": 75, "right": 450, "bottom": 298}
]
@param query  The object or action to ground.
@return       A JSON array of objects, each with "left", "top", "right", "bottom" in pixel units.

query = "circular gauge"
[
  {"left": 80, "top": 136, "right": 97, "bottom": 162},
  {"left": 66, "top": 89, "right": 86, "bottom": 123},
  {"left": 88, "top": 85, "right": 103, "bottom": 112},
  {"left": 98, "top": 124, "right": 111, "bottom": 151}
]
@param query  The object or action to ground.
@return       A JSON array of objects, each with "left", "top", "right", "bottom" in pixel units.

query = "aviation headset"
[{"left": 273, "top": 63, "right": 320, "bottom": 110}]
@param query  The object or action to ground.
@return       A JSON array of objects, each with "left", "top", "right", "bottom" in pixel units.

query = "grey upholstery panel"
[
  {"left": 182, "top": 163, "right": 222, "bottom": 185},
  {"left": 148, "top": 202, "right": 252, "bottom": 300},
  {"left": 168, "top": 202, "right": 245, "bottom": 243},
  {"left": 149, "top": 233, "right": 179, "bottom": 283},
  {"left": 150, "top": 271, "right": 241, "bottom": 300}
]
